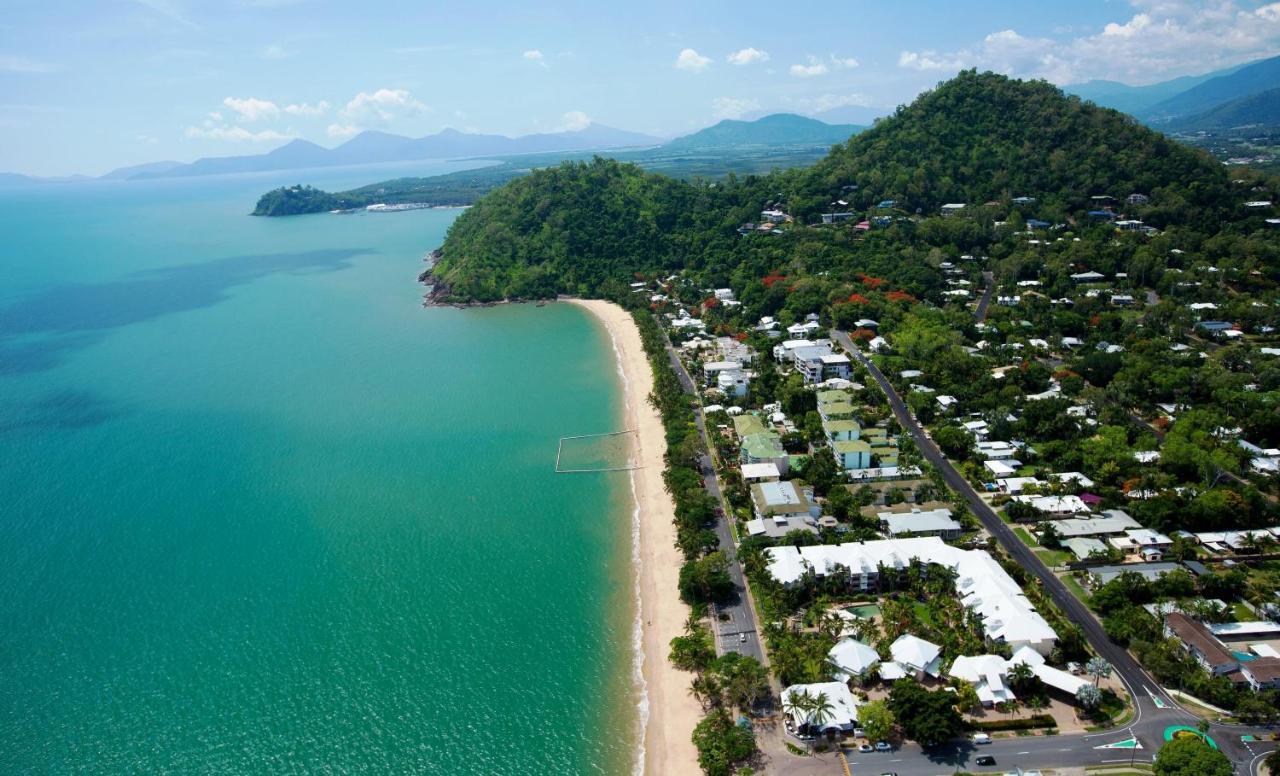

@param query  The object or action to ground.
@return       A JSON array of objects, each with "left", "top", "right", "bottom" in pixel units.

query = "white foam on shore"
[{"left": 597, "top": 312, "right": 649, "bottom": 776}]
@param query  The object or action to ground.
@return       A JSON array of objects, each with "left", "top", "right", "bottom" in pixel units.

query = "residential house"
[
  {"left": 1048, "top": 511, "right": 1140, "bottom": 539},
  {"left": 745, "top": 514, "right": 819, "bottom": 539},
  {"left": 1062, "top": 537, "right": 1109, "bottom": 561},
  {"left": 940, "top": 203, "right": 966, "bottom": 217},
  {"left": 751, "top": 480, "right": 816, "bottom": 521},
  {"left": 877, "top": 505, "right": 962, "bottom": 540},
  {"left": 742, "top": 433, "right": 790, "bottom": 476}
]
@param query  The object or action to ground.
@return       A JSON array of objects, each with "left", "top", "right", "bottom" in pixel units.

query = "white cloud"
[
  {"left": 222, "top": 96, "right": 280, "bottom": 122},
  {"left": 898, "top": 50, "right": 967, "bottom": 71},
  {"left": 557, "top": 110, "right": 591, "bottom": 131},
  {"left": 207, "top": 110, "right": 223, "bottom": 121},
  {"left": 894, "top": 2, "right": 1280, "bottom": 85},
  {"left": 0, "top": 54, "right": 56, "bottom": 74},
  {"left": 829, "top": 54, "right": 859, "bottom": 69},
  {"left": 712, "top": 96, "right": 760, "bottom": 119},
  {"left": 727, "top": 47, "right": 769, "bottom": 65},
  {"left": 803, "top": 93, "right": 875, "bottom": 113},
  {"left": 135, "top": 133, "right": 158, "bottom": 144},
  {"left": 261, "top": 43, "right": 291, "bottom": 59},
  {"left": 789, "top": 57, "right": 829, "bottom": 77},
  {"left": 185, "top": 124, "right": 293, "bottom": 142},
  {"left": 675, "top": 48, "right": 711, "bottom": 72},
  {"left": 523, "top": 49, "right": 544, "bottom": 61},
  {"left": 284, "top": 100, "right": 330, "bottom": 117},
  {"left": 326, "top": 123, "right": 360, "bottom": 139},
  {"left": 341, "top": 88, "right": 426, "bottom": 122}
]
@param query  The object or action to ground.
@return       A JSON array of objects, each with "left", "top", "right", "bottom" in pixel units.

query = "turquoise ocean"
[{"left": 0, "top": 161, "right": 639, "bottom": 773}]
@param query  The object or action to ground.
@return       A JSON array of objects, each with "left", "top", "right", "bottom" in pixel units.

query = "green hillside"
[
  {"left": 430, "top": 71, "right": 1239, "bottom": 304},
  {"left": 795, "top": 71, "right": 1230, "bottom": 223}
]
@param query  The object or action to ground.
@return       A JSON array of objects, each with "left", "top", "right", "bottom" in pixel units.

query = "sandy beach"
[{"left": 567, "top": 299, "right": 702, "bottom": 776}]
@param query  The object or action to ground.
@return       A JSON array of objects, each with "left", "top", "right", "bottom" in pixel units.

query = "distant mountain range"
[
  {"left": 663, "top": 113, "right": 862, "bottom": 151},
  {"left": 124, "top": 123, "right": 663, "bottom": 180},
  {"left": 1168, "top": 86, "right": 1280, "bottom": 131},
  {"left": 0, "top": 114, "right": 875, "bottom": 185},
  {"left": 1065, "top": 54, "right": 1280, "bottom": 126}
]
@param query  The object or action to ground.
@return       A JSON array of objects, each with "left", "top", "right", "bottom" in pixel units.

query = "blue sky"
[{"left": 4, "top": 0, "right": 1280, "bottom": 176}]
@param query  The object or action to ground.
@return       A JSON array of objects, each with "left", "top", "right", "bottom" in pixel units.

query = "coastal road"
[
  {"left": 658, "top": 329, "right": 767, "bottom": 667},
  {"left": 828, "top": 328, "right": 1274, "bottom": 772}
]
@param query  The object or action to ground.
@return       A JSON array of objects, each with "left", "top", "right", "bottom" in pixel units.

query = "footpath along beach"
[{"left": 567, "top": 299, "right": 702, "bottom": 776}]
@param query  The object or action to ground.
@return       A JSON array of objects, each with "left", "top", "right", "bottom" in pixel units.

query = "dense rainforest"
[{"left": 429, "top": 71, "right": 1250, "bottom": 305}]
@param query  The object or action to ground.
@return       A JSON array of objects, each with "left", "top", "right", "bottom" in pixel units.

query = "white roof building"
[
  {"left": 765, "top": 537, "right": 1058, "bottom": 655},
  {"left": 879, "top": 507, "right": 962, "bottom": 538},
  {"left": 1013, "top": 494, "right": 1090, "bottom": 515},
  {"left": 949, "top": 654, "right": 1016, "bottom": 706},
  {"left": 1050, "top": 472, "right": 1095, "bottom": 488},
  {"left": 828, "top": 638, "right": 881, "bottom": 678},
  {"left": 741, "top": 462, "right": 781, "bottom": 482},
  {"left": 1048, "top": 511, "right": 1140, "bottom": 538},
  {"left": 783, "top": 681, "right": 861, "bottom": 733},
  {"left": 890, "top": 634, "right": 943, "bottom": 676}
]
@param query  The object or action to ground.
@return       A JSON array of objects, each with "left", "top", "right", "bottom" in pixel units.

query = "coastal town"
[{"left": 629, "top": 181, "right": 1280, "bottom": 774}]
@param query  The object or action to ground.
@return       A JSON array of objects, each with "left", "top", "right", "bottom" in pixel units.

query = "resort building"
[
  {"left": 765, "top": 537, "right": 1058, "bottom": 655},
  {"left": 882, "top": 634, "right": 943, "bottom": 679},
  {"left": 828, "top": 638, "right": 881, "bottom": 679},
  {"left": 782, "top": 681, "right": 861, "bottom": 736}
]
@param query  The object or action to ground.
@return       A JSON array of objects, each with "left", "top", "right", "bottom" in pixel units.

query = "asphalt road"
[
  {"left": 658, "top": 329, "right": 766, "bottom": 666},
  {"left": 974, "top": 271, "right": 995, "bottom": 323},
  {"left": 829, "top": 328, "right": 1275, "bottom": 773}
]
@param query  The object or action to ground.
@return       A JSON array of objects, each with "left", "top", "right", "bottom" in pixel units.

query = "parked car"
[
  {"left": 738, "top": 633, "right": 747, "bottom": 643},
  {"left": 875, "top": 741, "right": 892, "bottom": 751},
  {"left": 972, "top": 733, "right": 992, "bottom": 744},
  {"left": 976, "top": 755, "right": 996, "bottom": 766},
  {"left": 858, "top": 744, "right": 874, "bottom": 753},
  {"left": 853, "top": 728, "right": 866, "bottom": 738}
]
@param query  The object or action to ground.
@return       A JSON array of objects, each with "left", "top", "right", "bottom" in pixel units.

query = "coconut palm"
[
  {"left": 1008, "top": 661, "right": 1036, "bottom": 695},
  {"left": 810, "top": 691, "right": 837, "bottom": 743},
  {"left": 1086, "top": 656, "right": 1112, "bottom": 687}
]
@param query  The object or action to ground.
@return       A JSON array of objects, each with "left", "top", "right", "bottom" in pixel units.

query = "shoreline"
[{"left": 566, "top": 299, "right": 701, "bottom": 776}]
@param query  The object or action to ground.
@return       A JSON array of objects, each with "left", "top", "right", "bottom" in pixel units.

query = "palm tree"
[
  {"left": 810, "top": 691, "right": 837, "bottom": 744},
  {"left": 1086, "top": 656, "right": 1113, "bottom": 687},
  {"left": 690, "top": 673, "right": 723, "bottom": 710},
  {"left": 1076, "top": 683, "right": 1103, "bottom": 711},
  {"left": 1008, "top": 661, "right": 1036, "bottom": 695},
  {"left": 783, "top": 689, "right": 813, "bottom": 736}
]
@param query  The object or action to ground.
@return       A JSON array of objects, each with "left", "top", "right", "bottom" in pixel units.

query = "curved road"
[{"left": 830, "top": 328, "right": 1274, "bottom": 772}]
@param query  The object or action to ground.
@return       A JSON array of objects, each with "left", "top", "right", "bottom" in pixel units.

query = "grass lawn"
[
  {"left": 912, "top": 600, "right": 937, "bottom": 626},
  {"left": 1233, "top": 600, "right": 1255, "bottom": 621},
  {"left": 1035, "top": 548, "right": 1074, "bottom": 567},
  {"left": 1013, "top": 526, "right": 1039, "bottom": 546},
  {"left": 1061, "top": 573, "right": 1092, "bottom": 603}
]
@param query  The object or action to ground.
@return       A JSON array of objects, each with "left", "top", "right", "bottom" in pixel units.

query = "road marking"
[{"left": 1018, "top": 751, "right": 1030, "bottom": 755}]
